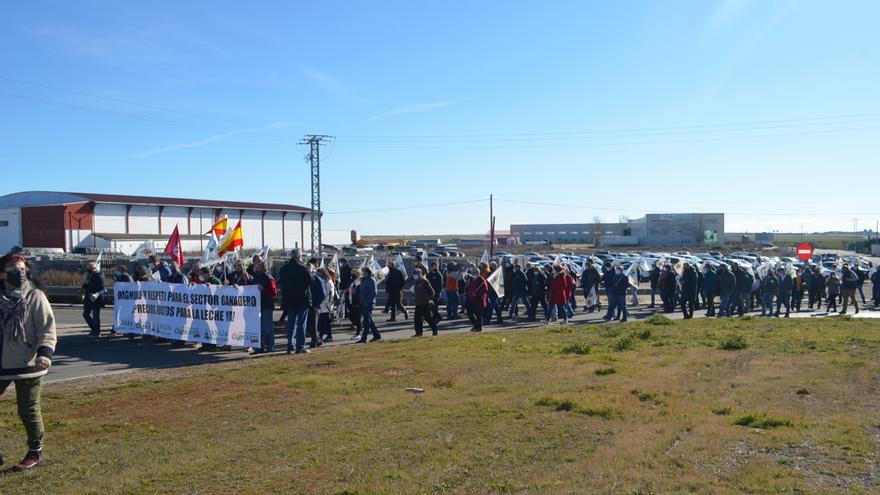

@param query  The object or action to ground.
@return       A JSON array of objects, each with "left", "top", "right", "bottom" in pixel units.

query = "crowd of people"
[{"left": 79, "top": 250, "right": 880, "bottom": 354}]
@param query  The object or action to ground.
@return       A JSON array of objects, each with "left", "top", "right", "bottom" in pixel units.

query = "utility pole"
[
  {"left": 489, "top": 194, "right": 494, "bottom": 257},
  {"left": 299, "top": 134, "right": 334, "bottom": 256}
]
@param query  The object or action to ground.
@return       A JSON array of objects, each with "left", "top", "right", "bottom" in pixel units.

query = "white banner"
[{"left": 113, "top": 282, "right": 261, "bottom": 347}]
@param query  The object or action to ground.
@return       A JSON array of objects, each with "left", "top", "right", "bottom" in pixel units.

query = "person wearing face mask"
[
  {"left": 0, "top": 253, "right": 57, "bottom": 471},
  {"left": 411, "top": 268, "right": 437, "bottom": 337},
  {"left": 251, "top": 261, "right": 278, "bottom": 353},
  {"left": 426, "top": 263, "right": 443, "bottom": 323},
  {"left": 115, "top": 265, "right": 134, "bottom": 284},
  {"left": 81, "top": 261, "right": 105, "bottom": 337},
  {"left": 167, "top": 261, "right": 186, "bottom": 284}
]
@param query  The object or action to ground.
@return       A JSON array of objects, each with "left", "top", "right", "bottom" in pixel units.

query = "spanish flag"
[
  {"left": 207, "top": 216, "right": 228, "bottom": 237},
  {"left": 217, "top": 220, "right": 243, "bottom": 256}
]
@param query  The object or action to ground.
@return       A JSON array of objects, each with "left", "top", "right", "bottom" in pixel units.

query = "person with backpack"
[
  {"left": 251, "top": 260, "right": 277, "bottom": 353},
  {"left": 467, "top": 264, "right": 489, "bottom": 332}
]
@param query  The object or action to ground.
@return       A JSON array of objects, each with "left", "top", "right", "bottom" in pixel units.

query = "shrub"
[
  {"left": 579, "top": 407, "right": 616, "bottom": 419},
  {"left": 560, "top": 343, "right": 591, "bottom": 355},
  {"left": 536, "top": 396, "right": 577, "bottom": 411},
  {"left": 645, "top": 315, "right": 674, "bottom": 326},
  {"left": 594, "top": 367, "right": 617, "bottom": 376},
  {"left": 712, "top": 406, "right": 732, "bottom": 415},
  {"left": 635, "top": 329, "right": 652, "bottom": 340},
  {"left": 795, "top": 388, "right": 810, "bottom": 395},
  {"left": 613, "top": 336, "right": 635, "bottom": 352},
  {"left": 719, "top": 335, "right": 748, "bottom": 350},
  {"left": 734, "top": 415, "right": 792, "bottom": 429}
]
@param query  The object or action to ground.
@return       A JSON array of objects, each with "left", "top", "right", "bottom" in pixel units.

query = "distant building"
[
  {"left": 0, "top": 191, "right": 315, "bottom": 254},
  {"left": 510, "top": 213, "right": 724, "bottom": 247}
]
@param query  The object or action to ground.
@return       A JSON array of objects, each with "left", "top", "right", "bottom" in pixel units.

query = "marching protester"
[
  {"left": 854, "top": 264, "right": 867, "bottom": 305},
  {"left": 251, "top": 260, "right": 277, "bottom": 353},
  {"left": 702, "top": 263, "right": 717, "bottom": 317},
  {"left": 307, "top": 260, "right": 325, "bottom": 349},
  {"left": 527, "top": 263, "right": 548, "bottom": 321},
  {"left": 484, "top": 262, "right": 504, "bottom": 326},
  {"left": 0, "top": 253, "right": 57, "bottom": 471},
  {"left": 348, "top": 267, "right": 363, "bottom": 337},
  {"left": 384, "top": 261, "right": 408, "bottom": 321},
  {"left": 648, "top": 263, "right": 661, "bottom": 308},
  {"left": 82, "top": 261, "right": 105, "bottom": 337},
  {"left": 411, "top": 268, "right": 438, "bottom": 336},
  {"left": 135, "top": 265, "right": 152, "bottom": 282},
  {"left": 357, "top": 266, "right": 382, "bottom": 343},
  {"left": 466, "top": 264, "right": 489, "bottom": 332},
  {"left": 167, "top": 261, "right": 186, "bottom": 284},
  {"left": 732, "top": 263, "right": 751, "bottom": 317},
  {"left": 148, "top": 254, "right": 170, "bottom": 282},
  {"left": 775, "top": 267, "right": 793, "bottom": 317},
  {"left": 279, "top": 249, "right": 313, "bottom": 354},
  {"left": 548, "top": 265, "right": 572, "bottom": 324},
  {"left": 508, "top": 263, "right": 528, "bottom": 319},
  {"left": 581, "top": 260, "right": 601, "bottom": 312},
  {"left": 604, "top": 264, "right": 631, "bottom": 322},
  {"left": 444, "top": 264, "right": 461, "bottom": 319},
  {"left": 791, "top": 267, "right": 805, "bottom": 313},
  {"left": 427, "top": 262, "right": 444, "bottom": 322},
  {"left": 839, "top": 265, "right": 860, "bottom": 315},
  {"left": 659, "top": 265, "right": 677, "bottom": 313},
  {"left": 317, "top": 267, "right": 336, "bottom": 343},
  {"left": 825, "top": 272, "right": 841, "bottom": 313},
  {"left": 715, "top": 264, "right": 736, "bottom": 317},
  {"left": 807, "top": 265, "right": 825, "bottom": 310},
  {"left": 679, "top": 263, "right": 697, "bottom": 319},
  {"left": 872, "top": 267, "right": 880, "bottom": 307},
  {"left": 759, "top": 269, "right": 778, "bottom": 317},
  {"left": 115, "top": 265, "right": 134, "bottom": 283}
]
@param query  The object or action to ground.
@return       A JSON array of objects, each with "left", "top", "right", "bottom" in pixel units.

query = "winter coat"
[
  {"left": 826, "top": 276, "right": 841, "bottom": 295},
  {"left": 319, "top": 278, "right": 335, "bottom": 314},
  {"left": 549, "top": 273, "right": 572, "bottom": 304},
  {"left": 385, "top": 268, "right": 405, "bottom": 292},
  {"left": 529, "top": 271, "right": 547, "bottom": 297},
  {"left": 841, "top": 270, "right": 859, "bottom": 290},
  {"left": 733, "top": 268, "right": 750, "bottom": 293},
  {"left": 427, "top": 271, "right": 444, "bottom": 297},
  {"left": 601, "top": 268, "right": 615, "bottom": 290},
  {"left": 715, "top": 270, "right": 736, "bottom": 296},
  {"left": 779, "top": 275, "right": 794, "bottom": 296},
  {"left": 702, "top": 269, "right": 718, "bottom": 295},
  {"left": 649, "top": 267, "right": 661, "bottom": 289},
  {"left": 467, "top": 276, "right": 489, "bottom": 309},
  {"left": 761, "top": 275, "right": 779, "bottom": 295},
  {"left": 82, "top": 271, "right": 105, "bottom": 309},
  {"left": 512, "top": 270, "right": 528, "bottom": 294},
  {"left": 0, "top": 282, "right": 57, "bottom": 380},
  {"left": 279, "top": 258, "right": 313, "bottom": 310},
  {"left": 413, "top": 278, "right": 436, "bottom": 306},
  {"left": 611, "top": 271, "right": 631, "bottom": 296},
  {"left": 359, "top": 276, "right": 377, "bottom": 309},
  {"left": 659, "top": 271, "right": 677, "bottom": 293},
  {"left": 583, "top": 267, "right": 601, "bottom": 291},
  {"left": 680, "top": 268, "right": 698, "bottom": 297}
]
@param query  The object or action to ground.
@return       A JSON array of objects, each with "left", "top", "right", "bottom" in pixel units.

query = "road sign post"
[{"left": 796, "top": 243, "right": 814, "bottom": 261}]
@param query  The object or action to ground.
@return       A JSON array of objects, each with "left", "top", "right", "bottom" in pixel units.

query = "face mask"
[
  {"left": 5, "top": 268, "right": 26, "bottom": 288},
  {"left": 199, "top": 275, "right": 206, "bottom": 282},
  {"left": 414, "top": 275, "right": 422, "bottom": 280},
  {"left": 115, "top": 271, "right": 122, "bottom": 277}
]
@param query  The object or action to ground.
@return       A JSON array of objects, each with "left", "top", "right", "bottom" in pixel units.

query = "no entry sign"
[{"left": 796, "top": 243, "right": 814, "bottom": 261}]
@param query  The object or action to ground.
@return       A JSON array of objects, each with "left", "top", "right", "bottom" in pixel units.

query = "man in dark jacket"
[
  {"left": 603, "top": 265, "right": 630, "bottom": 322},
  {"left": 775, "top": 267, "right": 793, "bottom": 317},
  {"left": 840, "top": 265, "right": 860, "bottom": 315},
  {"left": 385, "top": 261, "right": 408, "bottom": 321},
  {"left": 659, "top": 265, "right": 677, "bottom": 313},
  {"left": 508, "top": 264, "right": 528, "bottom": 318},
  {"left": 411, "top": 268, "right": 437, "bottom": 336},
  {"left": 872, "top": 267, "right": 880, "bottom": 307},
  {"left": 427, "top": 262, "right": 444, "bottom": 322},
  {"left": 854, "top": 265, "right": 867, "bottom": 305},
  {"left": 582, "top": 261, "right": 602, "bottom": 312},
  {"left": 648, "top": 265, "right": 661, "bottom": 308},
  {"left": 807, "top": 265, "right": 825, "bottom": 309},
  {"left": 279, "top": 249, "right": 313, "bottom": 354},
  {"left": 715, "top": 264, "right": 736, "bottom": 317},
  {"left": 527, "top": 265, "right": 548, "bottom": 321},
  {"left": 732, "top": 263, "right": 750, "bottom": 317},
  {"left": 759, "top": 271, "right": 779, "bottom": 317},
  {"left": 702, "top": 264, "right": 718, "bottom": 317},
  {"left": 680, "top": 263, "right": 697, "bottom": 319},
  {"left": 82, "top": 261, "right": 105, "bottom": 337},
  {"left": 601, "top": 261, "right": 615, "bottom": 312},
  {"left": 500, "top": 260, "right": 514, "bottom": 311}
]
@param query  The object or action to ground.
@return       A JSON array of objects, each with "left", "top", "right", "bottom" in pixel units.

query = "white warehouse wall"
[
  {"left": 263, "top": 211, "right": 284, "bottom": 250},
  {"left": 128, "top": 205, "right": 160, "bottom": 234},
  {"left": 93, "top": 204, "right": 127, "bottom": 233},
  {"left": 0, "top": 207, "right": 22, "bottom": 253},
  {"left": 240, "top": 210, "right": 263, "bottom": 248},
  {"left": 160, "top": 206, "right": 189, "bottom": 235}
]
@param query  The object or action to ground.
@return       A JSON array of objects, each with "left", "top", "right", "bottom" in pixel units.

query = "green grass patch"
[
  {"left": 613, "top": 336, "right": 636, "bottom": 352},
  {"left": 645, "top": 315, "right": 674, "bottom": 326},
  {"left": 634, "top": 329, "right": 652, "bottom": 340},
  {"left": 712, "top": 406, "right": 732, "bottom": 415},
  {"left": 719, "top": 334, "right": 749, "bottom": 350},
  {"left": 594, "top": 367, "right": 617, "bottom": 376},
  {"left": 536, "top": 396, "right": 577, "bottom": 411},
  {"left": 559, "top": 342, "right": 592, "bottom": 355},
  {"left": 734, "top": 414, "right": 793, "bottom": 429}
]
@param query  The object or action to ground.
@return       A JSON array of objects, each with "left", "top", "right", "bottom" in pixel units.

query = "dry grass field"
[{"left": 1, "top": 316, "right": 878, "bottom": 494}]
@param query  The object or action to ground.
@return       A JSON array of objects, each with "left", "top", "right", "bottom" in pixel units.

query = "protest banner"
[{"left": 113, "top": 281, "right": 261, "bottom": 347}]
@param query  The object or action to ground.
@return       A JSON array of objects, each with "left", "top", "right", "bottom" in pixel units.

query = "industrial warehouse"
[
  {"left": 0, "top": 191, "right": 317, "bottom": 254},
  {"left": 510, "top": 213, "right": 725, "bottom": 247}
]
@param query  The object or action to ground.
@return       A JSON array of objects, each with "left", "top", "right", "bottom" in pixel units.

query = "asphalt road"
[{"left": 44, "top": 289, "right": 879, "bottom": 383}]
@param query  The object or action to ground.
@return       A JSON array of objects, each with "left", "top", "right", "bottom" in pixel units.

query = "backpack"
[{"left": 263, "top": 278, "right": 278, "bottom": 298}]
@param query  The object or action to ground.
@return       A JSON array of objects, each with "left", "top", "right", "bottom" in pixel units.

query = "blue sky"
[{"left": 2, "top": 0, "right": 879, "bottom": 236}]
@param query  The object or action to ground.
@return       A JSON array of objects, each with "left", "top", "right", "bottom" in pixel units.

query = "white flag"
[
  {"left": 95, "top": 250, "right": 103, "bottom": 272},
  {"left": 487, "top": 266, "right": 505, "bottom": 297},
  {"left": 395, "top": 254, "right": 407, "bottom": 280},
  {"left": 479, "top": 249, "right": 489, "bottom": 265},
  {"left": 200, "top": 235, "right": 220, "bottom": 265},
  {"left": 132, "top": 240, "right": 156, "bottom": 259},
  {"left": 328, "top": 253, "right": 339, "bottom": 277}
]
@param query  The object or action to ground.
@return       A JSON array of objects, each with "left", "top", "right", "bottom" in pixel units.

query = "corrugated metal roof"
[{"left": 0, "top": 191, "right": 312, "bottom": 213}]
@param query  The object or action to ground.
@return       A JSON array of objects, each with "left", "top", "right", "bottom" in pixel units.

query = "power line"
[
  {"left": 337, "top": 112, "right": 880, "bottom": 140},
  {"left": 333, "top": 124, "right": 880, "bottom": 149},
  {"left": 324, "top": 199, "right": 488, "bottom": 215}
]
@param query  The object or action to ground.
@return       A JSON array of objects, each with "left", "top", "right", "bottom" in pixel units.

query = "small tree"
[{"left": 591, "top": 216, "right": 604, "bottom": 247}]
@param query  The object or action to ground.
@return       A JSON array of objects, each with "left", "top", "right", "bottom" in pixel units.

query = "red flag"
[{"left": 164, "top": 225, "right": 185, "bottom": 266}]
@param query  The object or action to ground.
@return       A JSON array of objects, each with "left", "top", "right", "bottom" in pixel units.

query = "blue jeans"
[
  {"left": 261, "top": 308, "right": 275, "bottom": 351},
  {"left": 547, "top": 303, "right": 568, "bottom": 321},
  {"left": 446, "top": 291, "right": 459, "bottom": 318},
  {"left": 509, "top": 291, "right": 526, "bottom": 317},
  {"left": 761, "top": 293, "right": 774, "bottom": 315},
  {"left": 83, "top": 304, "right": 101, "bottom": 334},
  {"left": 285, "top": 308, "right": 308, "bottom": 352},
  {"left": 718, "top": 294, "right": 732, "bottom": 317},
  {"left": 361, "top": 305, "right": 380, "bottom": 339}
]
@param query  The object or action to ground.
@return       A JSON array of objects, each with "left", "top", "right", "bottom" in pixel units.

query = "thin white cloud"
[
  {"left": 368, "top": 100, "right": 463, "bottom": 121},
  {"left": 133, "top": 121, "right": 291, "bottom": 158},
  {"left": 302, "top": 67, "right": 368, "bottom": 104}
]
